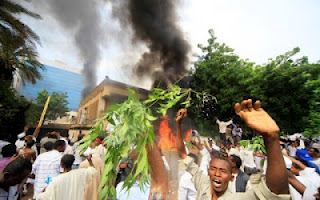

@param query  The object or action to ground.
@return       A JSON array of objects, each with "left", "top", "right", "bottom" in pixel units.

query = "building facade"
[
  {"left": 76, "top": 78, "right": 149, "bottom": 126},
  {"left": 18, "top": 61, "right": 84, "bottom": 111}
]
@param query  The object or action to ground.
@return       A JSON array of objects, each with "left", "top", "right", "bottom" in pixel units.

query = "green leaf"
[{"left": 145, "top": 113, "right": 157, "bottom": 121}]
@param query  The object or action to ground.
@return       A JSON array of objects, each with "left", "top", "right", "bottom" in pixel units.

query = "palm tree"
[
  {"left": 0, "top": 0, "right": 41, "bottom": 46},
  {"left": 0, "top": 33, "right": 44, "bottom": 85},
  {"left": 0, "top": 0, "right": 44, "bottom": 85}
]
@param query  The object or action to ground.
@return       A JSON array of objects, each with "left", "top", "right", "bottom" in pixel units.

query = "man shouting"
[{"left": 176, "top": 99, "right": 291, "bottom": 200}]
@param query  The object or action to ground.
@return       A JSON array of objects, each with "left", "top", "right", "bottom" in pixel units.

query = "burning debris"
[{"left": 157, "top": 115, "right": 192, "bottom": 150}]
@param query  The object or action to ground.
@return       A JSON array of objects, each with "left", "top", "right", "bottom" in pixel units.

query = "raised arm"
[
  {"left": 146, "top": 141, "right": 168, "bottom": 197},
  {"left": 226, "top": 119, "right": 233, "bottom": 125},
  {"left": 176, "top": 109, "right": 188, "bottom": 159},
  {"left": 214, "top": 117, "right": 220, "bottom": 125},
  {"left": 32, "top": 125, "right": 40, "bottom": 138},
  {"left": 235, "top": 99, "right": 289, "bottom": 194}
]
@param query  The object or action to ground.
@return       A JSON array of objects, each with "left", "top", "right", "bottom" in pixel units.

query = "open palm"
[{"left": 235, "top": 99, "right": 279, "bottom": 138}]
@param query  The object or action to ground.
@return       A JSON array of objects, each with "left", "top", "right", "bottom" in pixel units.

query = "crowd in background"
[
  {"left": 177, "top": 114, "right": 320, "bottom": 200},
  {"left": 0, "top": 102, "right": 320, "bottom": 200},
  {"left": 0, "top": 127, "right": 106, "bottom": 200}
]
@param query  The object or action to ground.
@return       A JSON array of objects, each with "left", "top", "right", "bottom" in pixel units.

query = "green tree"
[
  {"left": 251, "top": 48, "right": 320, "bottom": 134},
  {"left": 302, "top": 77, "right": 320, "bottom": 137},
  {"left": 190, "top": 30, "right": 255, "bottom": 135},
  {"left": 0, "top": 0, "right": 44, "bottom": 84},
  {"left": 0, "top": 79, "right": 30, "bottom": 141},
  {"left": 191, "top": 30, "right": 320, "bottom": 136},
  {"left": 26, "top": 89, "right": 69, "bottom": 125}
]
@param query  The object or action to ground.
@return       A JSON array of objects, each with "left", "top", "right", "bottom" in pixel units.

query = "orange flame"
[{"left": 157, "top": 115, "right": 192, "bottom": 149}]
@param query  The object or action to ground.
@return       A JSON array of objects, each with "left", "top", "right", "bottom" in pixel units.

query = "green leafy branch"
[
  {"left": 144, "top": 85, "right": 216, "bottom": 116},
  {"left": 240, "top": 136, "right": 266, "bottom": 154},
  {"left": 78, "top": 85, "right": 216, "bottom": 200}
]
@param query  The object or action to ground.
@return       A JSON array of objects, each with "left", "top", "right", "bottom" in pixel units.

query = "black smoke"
[
  {"left": 31, "top": 0, "right": 103, "bottom": 98},
  {"left": 109, "top": 0, "right": 190, "bottom": 86}
]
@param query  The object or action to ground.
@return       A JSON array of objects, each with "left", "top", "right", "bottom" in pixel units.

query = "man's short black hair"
[
  {"left": 230, "top": 155, "right": 242, "bottom": 169},
  {"left": 61, "top": 154, "right": 75, "bottom": 169},
  {"left": 3, "top": 157, "right": 32, "bottom": 173},
  {"left": 311, "top": 148, "right": 320, "bottom": 154},
  {"left": 48, "top": 133, "right": 58, "bottom": 139},
  {"left": 210, "top": 150, "right": 221, "bottom": 159},
  {"left": 2, "top": 144, "right": 16, "bottom": 157},
  {"left": 44, "top": 141, "right": 54, "bottom": 151},
  {"left": 26, "top": 140, "right": 35, "bottom": 148},
  {"left": 54, "top": 140, "right": 66, "bottom": 149},
  {"left": 211, "top": 156, "right": 232, "bottom": 172}
]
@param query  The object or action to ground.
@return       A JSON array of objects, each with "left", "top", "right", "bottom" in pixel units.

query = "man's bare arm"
[
  {"left": 288, "top": 170, "right": 306, "bottom": 195},
  {"left": 146, "top": 142, "right": 168, "bottom": 197},
  {"left": 235, "top": 99, "right": 289, "bottom": 194},
  {"left": 176, "top": 109, "right": 187, "bottom": 159},
  {"left": 32, "top": 125, "right": 40, "bottom": 138}
]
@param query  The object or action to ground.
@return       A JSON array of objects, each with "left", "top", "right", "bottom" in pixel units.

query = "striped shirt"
[{"left": 32, "top": 150, "right": 63, "bottom": 198}]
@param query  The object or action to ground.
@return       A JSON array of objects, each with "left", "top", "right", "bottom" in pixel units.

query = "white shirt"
[
  {"left": 83, "top": 145, "right": 106, "bottom": 160},
  {"left": 36, "top": 167, "right": 97, "bottom": 200},
  {"left": 302, "top": 185, "right": 318, "bottom": 200},
  {"left": 72, "top": 142, "right": 83, "bottom": 165},
  {"left": 178, "top": 171, "right": 197, "bottom": 200},
  {"left": 15, "top": 139, "right": 25, "bottom": 149},
  {"left": 116, "top": 181, "right": 150, "bottom": 200},
  {"left": 216, "top": 119, "right": 233, "bottom": 133},
  {"left": 228, "top": 148, "right": 240, "bottom": 157},
  {"left": 63, "top": 145, "right": 73, "bottom": 155},
  {"left": 288, "top": 146, "right": 297, "bottom": 157},
  {"left": 311, "top": 158, "right": 320, "bottom": 169},
  {"left": 299, "top": 167, "right": 320, "bottom": 186},
  {"left": 32, "top": 150, "right": 63, "bottom": 198},
  {"left": 240, "top": 149, "right": 256, "bottom": 170},
  {"left": 211, "top": 144, "right": 220, "bottom": 151},
  {"left": 290, "top": 167, "right": 320, "bottom": 200},
  {"left": 199, "top": 148, "right": 211, "bottom": 175}
]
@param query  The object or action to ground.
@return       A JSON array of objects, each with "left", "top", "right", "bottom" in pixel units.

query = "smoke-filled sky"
[{"left": 19, "top": 0, "right": 320, "bottom": 90}]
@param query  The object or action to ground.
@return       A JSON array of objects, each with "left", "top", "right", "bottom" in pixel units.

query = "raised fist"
[{"left": 176, "top": 109, "right": 187, "bottom": 124}]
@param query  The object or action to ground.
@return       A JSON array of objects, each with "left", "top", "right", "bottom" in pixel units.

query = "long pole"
[{"left": 38, "top": 96, "right": 51, "bottom": 128}]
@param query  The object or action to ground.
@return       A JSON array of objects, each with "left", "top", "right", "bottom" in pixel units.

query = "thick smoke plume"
[
  {"left": 33, "top": 0, "right": 103, "bottom": 98},
  {"left": 109, "top": 0, "right": 190, "bottom": 86}
]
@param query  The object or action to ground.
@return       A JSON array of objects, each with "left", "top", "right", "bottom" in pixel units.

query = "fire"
[{"left": 157, "top": 115, "right": 192, "bottom": 149}]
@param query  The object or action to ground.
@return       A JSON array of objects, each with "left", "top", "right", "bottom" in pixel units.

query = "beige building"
[{"left": 73, "top": 78, "right": 149, "bottom": 129}]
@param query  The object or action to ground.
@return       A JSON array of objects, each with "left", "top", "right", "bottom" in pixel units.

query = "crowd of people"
[
  {"left": 0, "top": 128, "right": 105, "bottom": 200},
  {"left": 0, "top": 99, "right": 319, "bottom": 200}
]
